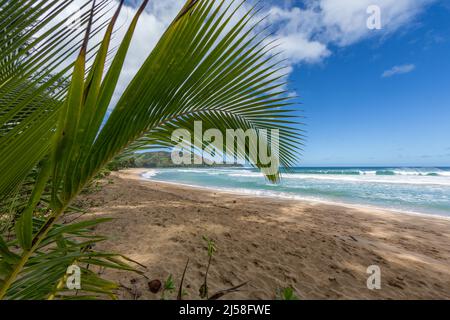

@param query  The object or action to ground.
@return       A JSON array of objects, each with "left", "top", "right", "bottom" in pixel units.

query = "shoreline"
[
  {"left": 137, "top": 168, "right": 450, "bottom": 222},
  {"left": 79, "top": 169, "right": 450, "bottom": 299}
]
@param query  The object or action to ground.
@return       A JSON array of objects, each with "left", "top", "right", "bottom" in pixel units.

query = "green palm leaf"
[
  {"left": 0, "top": 0, "right": 114, "bottom": 199},
  {"left": 1, "top": 0, "right": 304, "bottom": 300}
]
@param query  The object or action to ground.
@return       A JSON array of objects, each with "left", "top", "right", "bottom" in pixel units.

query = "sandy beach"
[{"left": 75, "top": 169, "right": 450, "bottom": 300}]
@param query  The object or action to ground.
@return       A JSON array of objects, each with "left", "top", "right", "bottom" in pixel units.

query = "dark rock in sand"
[{"left": 148, "top": 279, "right": 162, "bottom": 293}]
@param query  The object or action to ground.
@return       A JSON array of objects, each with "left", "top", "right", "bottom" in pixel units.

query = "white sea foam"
[
  {"left": 139, "top": 172, "right": 450, "bottom": 220},
  {"left": 228, "top": 171, "right": 450, "bottom": 186},
  {"left": 285, "top": 174, "right": 450, "bottom": 186},
  {"left": 142, "top": 170, "right": 157, "bottom": 179},
  {"left": 140, "top": 168, "right": 450, "bottom": 217}
]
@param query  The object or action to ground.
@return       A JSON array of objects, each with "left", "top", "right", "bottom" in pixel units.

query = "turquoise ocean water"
[{"left": 141, "top": 167, "right": 450, "bottom": 217}]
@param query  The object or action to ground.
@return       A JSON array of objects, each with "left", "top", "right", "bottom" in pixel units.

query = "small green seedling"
[
  {"left": 161, "top": 274, "right": 175, "bottom": 300},
  {"left": 199, "top": 236, "right": 217, "bottom": 299},
  {"left": 278, "top": 287, "right": 299, "bottom": 300}
]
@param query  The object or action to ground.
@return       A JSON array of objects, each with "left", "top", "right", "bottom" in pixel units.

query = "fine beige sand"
[{"left": 75, "top": 169, "right": 450, "bottom": 300}]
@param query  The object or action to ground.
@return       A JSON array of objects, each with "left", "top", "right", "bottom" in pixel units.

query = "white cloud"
[
  {"left": 36, "top": 0, "right": 180, "bottom": 107},
  {"left": 109, "top": 0, "right": 185, "bottom": 106},
  {"left": 262, "top": 0, "right": 435, "bottom": 67},
  {"left": 276, "top": 33, "right": 331, "bottom": 64},
  {"left": 45, "top": 0, "right": 434, "bottom": 106},
  {"left": 382, "top": 64, "right": 416, "bottom": 77},
  {"left": 104, "top": 0, "right": 434, "bottom": 105}
]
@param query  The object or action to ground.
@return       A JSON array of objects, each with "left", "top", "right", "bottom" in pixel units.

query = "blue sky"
[
  {"left": 293, "top": 2, "right": 450, "bottom": 166},
  {"left": 121, "top": 0, "right": 450, "bottom": 167}
]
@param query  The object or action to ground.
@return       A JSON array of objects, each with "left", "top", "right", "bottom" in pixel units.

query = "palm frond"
[
  {"left": 1, "top": 0, "right": 304, "bottom": 300},
  {"left": 0, "top": 0, "right": 114, "bottom": 199},
  {"left": 2, "top": 217, "right": 139, "bottom": 300}
]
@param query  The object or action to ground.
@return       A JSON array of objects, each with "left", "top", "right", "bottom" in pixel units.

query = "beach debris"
[
  {"left": 209, "top": 282, "right": 249, "bottom": 300},
  {"left": 131, "top": 280, "right": 141, "bottom": 300},
  {"left": 177, "top": 259, "right": 190, "bottom": 300},
  {"left": 120, "top": 281, "right": 141, "bottom": 300},
  {"left": 199, "top": 283, "right": 208, "bottom": 299},
  {"left": 148, "top": 279, "right": 162, "bottom": 293},
  {"left": 142, "top": 237, "right": 249, "bottom": 300}
]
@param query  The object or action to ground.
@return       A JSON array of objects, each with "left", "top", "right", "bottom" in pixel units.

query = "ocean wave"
[
  {"left": 286, "top": 174, "right": 450, "bottom": 186},
  {"left": 140, "top": 168, "right": 450, "bottom": 217},
  {"left": 142, "top": 170, "right": 157, "bottom": 179},
  {"left": 291, "top": 168, "right": 450, "bottom": 177},
  {"left": 137, "top": 177, "right": 450, "bottom": 219},
  {"left": 228, "top": 172, "right": 261, "bottom": 178},
  {"left": 144, "top": 168, "right": 450, "bottom": 186},
  {"left": 294, "top": 170, "right": 363, "bottom": 175},
  {"left": 227, "top": 172, "right": 450, "bottom": 186},
  {"left": 145, "top": 167, "right": 450, "bottom": 177},
  {"left": 375, "top": 168, "right": 450, "bottom": 177}
]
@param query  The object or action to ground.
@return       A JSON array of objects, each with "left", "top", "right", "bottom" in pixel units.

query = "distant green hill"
[{"left": 132, "top": 151, "right": 241, "bottom": 168}]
